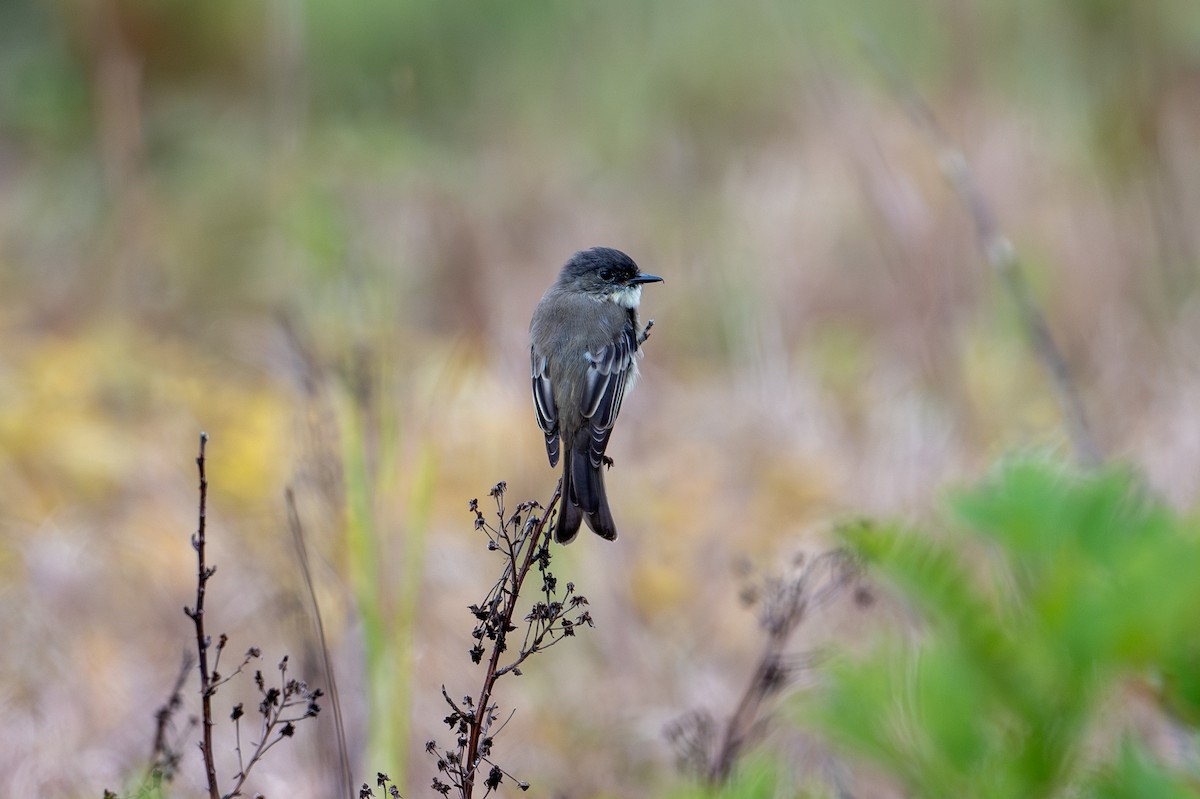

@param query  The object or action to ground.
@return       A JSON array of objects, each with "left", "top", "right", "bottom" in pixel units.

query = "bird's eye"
[{"left": 598, "top": 268, "right": 613, "bottom": 281}]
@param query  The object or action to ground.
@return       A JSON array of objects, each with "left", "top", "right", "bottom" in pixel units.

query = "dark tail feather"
[
  {"left": 554, "top": 446, "right": 618, "bottom": 543},
  {"left": 555, "top": 460, "right": 584, "bottom": 544},
  {"left": 569, "top": 446, "right": 618, "bottom": 541},
  {"left": 586, "top": 486, "right": 617, "bottom": 541}
]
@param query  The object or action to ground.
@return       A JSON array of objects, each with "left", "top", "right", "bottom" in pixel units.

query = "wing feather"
[
  {"left": 530, "top": 348, "right": 560, "bottom": 467},
  {"left": 581, "top": 321, "right": 640, "bottom": 468}
]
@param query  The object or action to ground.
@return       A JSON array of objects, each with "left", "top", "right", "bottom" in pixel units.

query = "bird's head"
[{"left": 558, "top": 247, "right": 663, "bottom": 308}]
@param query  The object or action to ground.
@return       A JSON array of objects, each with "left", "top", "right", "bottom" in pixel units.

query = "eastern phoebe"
[{"left": 530, "top": 247, "right": 662, "bottom": 543}]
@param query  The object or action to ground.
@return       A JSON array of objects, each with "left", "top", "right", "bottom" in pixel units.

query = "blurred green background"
[{"left": 2, "top": 0, "right": 1199, "bottom": 796}]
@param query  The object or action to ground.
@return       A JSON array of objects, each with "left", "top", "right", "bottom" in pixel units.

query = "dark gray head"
[{"left": 556, "top": 247, "right": 663, "bottom": 306}]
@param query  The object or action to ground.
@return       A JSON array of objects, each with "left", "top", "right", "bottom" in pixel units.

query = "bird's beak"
[{"left": 630, "top": 273, "right": 664, "bottom": 285}]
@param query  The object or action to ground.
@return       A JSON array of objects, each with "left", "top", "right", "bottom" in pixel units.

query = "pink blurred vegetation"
[{"left": 1, "top": 0, "right": 1199, "bottom": 796}]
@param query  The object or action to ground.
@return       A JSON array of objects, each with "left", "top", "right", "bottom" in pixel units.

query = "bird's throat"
[{"left": 608, "top": 284, "right": 643, "bottom": 309}]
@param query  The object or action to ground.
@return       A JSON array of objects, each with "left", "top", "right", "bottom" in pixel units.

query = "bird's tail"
[
  {"left": 555, "top": 444, "right": 618, "bottom": 543},
  {"left": 555, "top": 459, "right": 584, "bottom": 544}
]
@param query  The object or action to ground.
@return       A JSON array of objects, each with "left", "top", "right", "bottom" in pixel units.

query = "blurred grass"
[
  {"left": 2, "top": 0, "right": 1200, "bottom": 796},
  {"left": 339, "top": 377, "right": 437, "bottom": 787}
]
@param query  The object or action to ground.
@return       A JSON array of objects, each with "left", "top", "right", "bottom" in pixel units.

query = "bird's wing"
[
  {"left": 580, "top": 321, "right": 639, "bottom": 468},
  {"left": 531, "top": 347, "right": 560, "bottom": 467}
]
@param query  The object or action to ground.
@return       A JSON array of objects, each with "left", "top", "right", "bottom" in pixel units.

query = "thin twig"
[
  {"left": 222, "top": 657, "right": 322, "bottom": 799},
  {"left": 865, "top": 41, "right": 1102, "bottom": 467},
  {"left": 210, "top": 645, "right": 260, "bottom": 693},
  {"left": 183, "top": 432, "right": 221, "bottom": 799},
  {"left": 234, "top": 708, "right": 246, "bottom": 787}
]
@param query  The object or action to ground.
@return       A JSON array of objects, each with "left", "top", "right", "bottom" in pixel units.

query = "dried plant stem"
[
  {"left": 424, "top": 480, "right": 589, "bottom": 797},
  {"left": 462, "top": 482, "right": 562, "bottom": 797},
  {"left": 668, "top": 551, "right": 855, "bottom": 786},
  {"left": 709, "top": 634, "right": 784, "bottom": 784},
  {"left": 223, "top": 657, "right": 322, "bottom": 799},
  {"left": 867, "top": 42, "right": 1102, "bottom": 466},
  {"left": 144, "top": 650, "right": 195, "bottom": 786},
  {"left": 286, "top": 488, "right": 353, "bottom": 799},
  {"left": 184, "top": 432, "right": 221, "bottom": 799}
]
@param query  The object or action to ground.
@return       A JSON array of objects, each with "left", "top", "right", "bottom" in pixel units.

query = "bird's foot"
[{"left": 602, "top": 455, "right": 615, "bottom": 470}]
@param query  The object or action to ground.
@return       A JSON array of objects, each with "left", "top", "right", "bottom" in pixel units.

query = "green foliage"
[{"left": 807, "top": 459, "right": 1200, "bottom": 798}]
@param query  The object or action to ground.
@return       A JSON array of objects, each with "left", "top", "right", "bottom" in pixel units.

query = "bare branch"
[{"left": 185, "top": 432, "right": 221, "bottom": 799}]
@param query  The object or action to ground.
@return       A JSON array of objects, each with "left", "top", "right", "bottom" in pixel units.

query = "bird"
[{"left": 529, "top": 247, "right": 662, "bottom": 543}]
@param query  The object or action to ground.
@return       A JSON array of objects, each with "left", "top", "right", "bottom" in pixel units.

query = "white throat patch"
[{"left": 608, "top": 284, "right": 643, "bottom": 309}]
